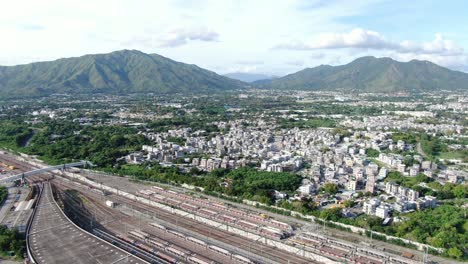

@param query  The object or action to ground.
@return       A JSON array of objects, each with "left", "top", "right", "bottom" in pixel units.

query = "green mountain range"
[
  {"left": 1, "top": 52, "right": 467, "bottom": 99},
  {"left": 257, "top": 56, "right": 468, "bottom": 93},
  {"left": 0, "top": 50, "right": 245, "bottom": 99}
]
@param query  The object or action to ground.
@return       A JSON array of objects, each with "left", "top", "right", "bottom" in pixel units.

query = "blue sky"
[{"left": 1, "top": 0, "right": 467, "bottom": 75}]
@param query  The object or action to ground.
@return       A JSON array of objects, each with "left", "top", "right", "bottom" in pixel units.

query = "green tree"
[
  {"left": 366, "top": 148, "right": 380, "bottom": 158},
  {"left": 323, "top": 183, "right": 339, "bottom": 195},
  {"left": 344, "top": 200, "right": 355, "bottom": 208},
  {"left": 319, "top": 207, "right": 342, "bottom": 221},
  {"left": 447, "top": 247, "right": 463, "bottom": 259},
  {"left": 452, "top": 184, "right": 467, "bottom": 199}
]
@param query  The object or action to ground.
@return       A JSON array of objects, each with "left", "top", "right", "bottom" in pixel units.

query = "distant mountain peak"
[
  {"left": 258, "top": 56, "right": 468, "bottom": 93},
  {"left": 0, "top": 50, "right": 246, "bottom": 99}
]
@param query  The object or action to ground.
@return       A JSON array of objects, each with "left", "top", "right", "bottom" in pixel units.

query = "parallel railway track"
[{"left": 52, "top": 176, "right": 314, "bottom": 264}]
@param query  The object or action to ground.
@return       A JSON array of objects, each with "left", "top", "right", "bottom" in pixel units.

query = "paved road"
[{"left": 28, "top": 182, "right": 147, "bottom": 264}]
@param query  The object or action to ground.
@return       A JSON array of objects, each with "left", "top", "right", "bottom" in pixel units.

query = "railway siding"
[{"left": 58, "top": 170, "right": 339, "bottom": 264}]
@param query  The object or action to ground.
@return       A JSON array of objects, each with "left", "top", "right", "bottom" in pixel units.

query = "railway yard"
[
  {"left": 47, "top": 172, "right": 314, "bottom": 264},
  {"left": 0, "top": 152, "right": 453, "bottom": 264},
  {"left": 26, "top": 180, "right": 147, "bottom": 264}
]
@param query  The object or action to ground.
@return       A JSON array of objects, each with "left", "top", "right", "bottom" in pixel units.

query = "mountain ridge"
[
  {"left": 258, "top": 56, "right": 468, "bottom": 93},
  {"left": 0, "top": 49, "right": 246, "bottom": 99},
  {"left": 1, "top": 52, "right": 467, "bottom": 99}
]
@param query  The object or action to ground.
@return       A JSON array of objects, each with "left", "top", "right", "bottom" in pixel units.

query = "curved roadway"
[{"left": 27, "top": 181, "right": 147, "bottom": 264}]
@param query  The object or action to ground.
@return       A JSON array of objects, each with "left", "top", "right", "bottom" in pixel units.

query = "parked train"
[{"left": 127, "top": 226, "right": 257, "bottom": 264}]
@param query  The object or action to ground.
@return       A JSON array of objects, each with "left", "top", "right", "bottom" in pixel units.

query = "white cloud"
[
  {"left": 398, "top": 34, "right": 464, "bottom": 55},
  {"left": 277, "top": 28, "right": 465, "bottom": 56},
  {"left": 276, "top": 28, "right": 468, "bottom": 70},
  {"left": 277, "top": 28, "right": 396, "bottom": 50},
  {"left": 0, "top": 0, "right": 381, "bottom": 71},
  {"left": 0, "top": 0, "right": 466, "bottom": 74},
  {"left": 391, "top": 52, "right": 468, "bottom": 72},
  {"left": 158, "top": 27, "right": 219, "bottom": 47},
  {"left": 221, "top": 65, "right": 259, "bottom": 74}
]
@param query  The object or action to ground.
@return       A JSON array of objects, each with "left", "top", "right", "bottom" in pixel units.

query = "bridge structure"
[{"left": 0, "top": 161, "right": 93, "bottom": 183}]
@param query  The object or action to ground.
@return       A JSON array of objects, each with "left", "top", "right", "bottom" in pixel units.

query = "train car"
[
  {"left": 269, "top": 219, "right": 292, "bottom": 231},
  {"left": 248, "top": 213, "right": 269, "bottom": 222},
  {"left": 210, "top": 202, "right": 227, "bottom": 211},
  {"left": 187, "top": 236, "right": 207, "bottom": 247},
  {"left": 150, "top": 222, "right": 167, "bottom": 231},
  {"left": 237, "top": 220, "right": 259, "bottom": 230},
  {"left": 128, "top": 231, "right": 146, "bottom": 240},
  {"left": 229, "top": 208, "right": 246, "bottom": 216},
  {"left": 165, "top": 198, "right": 181, "bottom": 206},
  {"left": 155, "top": 251, "right": 178, "bottom": 263},
  {"left": 139, "top": 189, "right": 155, "bottom": 196},
  {"left": 147, "top": 237, "right": 169, "bottom": 249},
  {"left": 198, "top": 208, "right": 218, "bottom": 217},
  {"left": 178, "top": 193, "right": 192, "bottom": 200},
  {"left": 181, "top": 203, "right": 199, "bottom": 211},
  {"left": 128, "top": 230, "right": 150, "bottom": 240},
  {"left": 151, "top": 186, "right": 165, "bottom": 192},
  {"left": 167, "top": 229, "right": 186, "bottom": 239},
  {"left": 208, "top": 245, "right": 230, "bottom": 257},
  {"left": 232, "top": 254, "right": 255, "bottom": 264},
  {"left": 303, "top": 232, "right": 326, "bottom": 242},
  {"left": 216, "top": 214, "right": 236, "bottom": 223},
  {"left": 187, "top": 255, "right": 216, "bottom": 264},
  {"left": 137, "top": 230, "right": 151, "bottom": 238},
  {"left": 151, "top": 194, "right": 166, "bottom": 201},
  {"left": 167, "top": 190, "right": 179, "bottom": 195},
  {"left": 320, "top": 245, "right": 349, "bottom": 258},
  {"left": 328, "top": 239, "right": 354, "bottom": 250},
  {"left": 138, "top": 243, "right": 154, "bottom": 253},
  {"left": 197, "top": 198, "right": 210, "bottom": 206},
  {"left": 259, "top": 227, "right": 284, "bottom": 239},
  {"left": 117, "top": 234, "right": 136, "bottom": 245},
  {"left": 165, "top": 245, "right": 191, "bottom": 258}
]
